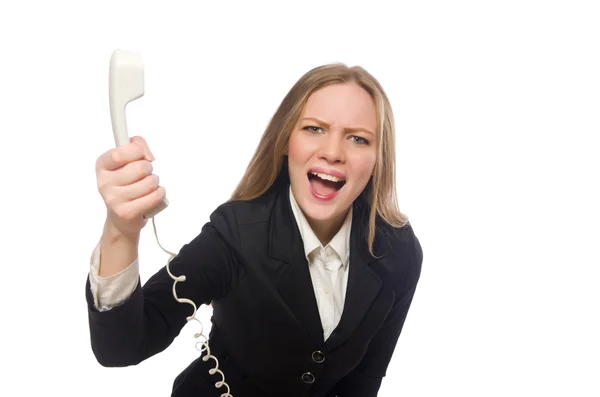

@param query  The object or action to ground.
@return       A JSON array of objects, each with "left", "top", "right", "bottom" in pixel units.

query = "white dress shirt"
[
  {"left": 288, "top": 186, "right": 351, "bottom": 340},
  {"left": 88, "top": 186, "right": 352, "bottom": 341}
]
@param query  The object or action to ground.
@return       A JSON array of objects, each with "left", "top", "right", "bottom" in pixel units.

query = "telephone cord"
[{"left": 149, "top": 216, "right": 233, "bottom": 397}]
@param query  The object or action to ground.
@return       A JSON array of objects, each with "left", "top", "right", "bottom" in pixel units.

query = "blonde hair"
[{"left": 230, "top": 63, "right": 409, "bottom": 256}]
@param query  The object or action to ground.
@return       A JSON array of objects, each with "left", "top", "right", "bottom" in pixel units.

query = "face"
[{"left": 287, "top": 82, "right": 378, "bottom": 231}]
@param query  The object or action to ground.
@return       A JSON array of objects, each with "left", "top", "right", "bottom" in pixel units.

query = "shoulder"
[
  {"left": 375, "top": 217, "right": 422, "bottom": 259},
  {"left": 374, "top": 218, "right": 423, "bottom": 291},
  {"left": 205, "top": 188, "right": 280, "bottom": 240}
]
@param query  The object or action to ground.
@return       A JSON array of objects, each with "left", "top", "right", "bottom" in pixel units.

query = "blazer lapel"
[
  {"left": 265, "top": 185, "right": 382, "bottom": 349},
  {"left": 268, "top": 187, "right": 325, "bottom": 344},
  {"left": 324, "top": 198, "right": 382, "bottom": 351}
]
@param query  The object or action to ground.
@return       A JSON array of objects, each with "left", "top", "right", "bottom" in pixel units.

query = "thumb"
[{"left": 130, "top": 136, "right": 155, "bottom": 161}]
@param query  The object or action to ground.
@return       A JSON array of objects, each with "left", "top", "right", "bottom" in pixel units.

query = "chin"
[
  {"left": 300, "top": 184, "right": 353, "bottom": 222},
  {"left": 301, "top": 201, "right": 343, "bottom": 222}
]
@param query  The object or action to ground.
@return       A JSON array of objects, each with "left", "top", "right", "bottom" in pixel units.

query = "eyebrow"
[{"left": 301, "top": 117, "right": 375, "bottom": 136}]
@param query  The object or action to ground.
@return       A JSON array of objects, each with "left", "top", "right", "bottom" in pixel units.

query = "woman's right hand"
[{"left": 95, "top": 135, "right": 166, "bottom": 239}]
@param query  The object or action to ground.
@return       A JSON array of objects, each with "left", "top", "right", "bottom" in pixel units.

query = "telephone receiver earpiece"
[{"left": 109, "top": 49, "right": 168, "bottom": 219}]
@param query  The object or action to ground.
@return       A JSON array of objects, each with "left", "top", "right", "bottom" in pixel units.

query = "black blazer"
[{"left": 85, "top": 180, "right": 423, "bottom": 397}]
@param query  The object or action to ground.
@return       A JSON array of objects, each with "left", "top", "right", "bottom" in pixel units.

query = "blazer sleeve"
[
  {"left": 85, "top": 219, "right": 242, "bottom": 367},
  {"left": 333, "top": 229, "right": 423, "bottom": 397}
]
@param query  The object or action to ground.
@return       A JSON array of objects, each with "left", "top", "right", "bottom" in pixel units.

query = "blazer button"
[
  {"left": 312, "top": 350, "right": 325, "bottom": 363},
  {"left": 302, "top": 372, "right": 315, "bottom": 384}
]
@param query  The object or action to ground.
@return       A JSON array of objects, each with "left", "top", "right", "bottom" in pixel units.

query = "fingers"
[
  {"left": 102, "top": 174, "right": 164, "bottom": 218},
  {"left": 130, "top": 136, "right": 155, "bottom": 161},
  {"left": 96, "top": 135, "right": 154, "bottom": 172},
  {"left": 111, "top": 186, "right": 166, "bottom": 222},
  {"left": 116, "top": 172, "right": 161, "bottom": 202},
  {"left": 110, "top": 159, "right": 154, "bottom": 187}
]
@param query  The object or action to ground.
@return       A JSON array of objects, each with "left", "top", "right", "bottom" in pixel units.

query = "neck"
[{"left": 306, "top": 209, "right": 348, "bottom": 246}]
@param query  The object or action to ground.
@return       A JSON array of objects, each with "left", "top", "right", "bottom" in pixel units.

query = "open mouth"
[{"left": 307, "top": 171, "right": 346, "bottom": 197}]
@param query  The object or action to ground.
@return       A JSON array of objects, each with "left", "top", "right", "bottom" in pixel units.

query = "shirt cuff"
[{"left": 88, "top": 239, "right": 139, "bottom": 312}]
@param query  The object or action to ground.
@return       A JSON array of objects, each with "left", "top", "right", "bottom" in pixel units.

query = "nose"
[{"left": 318, "top": 132, "right": 345, "bottom": 164}]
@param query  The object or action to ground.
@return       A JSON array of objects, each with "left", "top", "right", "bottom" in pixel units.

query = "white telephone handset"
[
  {"left": 108, "top": 49, "right": 233, "bottom": 397},
  {"left": 109, "top": 49, "right": 168, "bottom": 219}
]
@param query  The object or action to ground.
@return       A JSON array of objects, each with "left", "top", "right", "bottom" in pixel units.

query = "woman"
[{"left": 86, "top": 63, "right": 423, "bottom": 397}]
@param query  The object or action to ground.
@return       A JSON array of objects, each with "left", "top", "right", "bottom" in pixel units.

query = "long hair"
[{"left": 229, "top": 63, "right": 409, "bottom": 256}]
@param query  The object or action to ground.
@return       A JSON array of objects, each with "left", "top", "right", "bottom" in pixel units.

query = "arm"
[
  {"left": 88, "top": 239, "right": 140, "bottom": 312},
  {"left": 85, "top": 221, "right": 241, "bottom": 367},
  {"left": 333, "top": 231, "right": 423, "bottom": 397},
  {"left": 86, "top": 218, "right": 142, "bottom": 311}
]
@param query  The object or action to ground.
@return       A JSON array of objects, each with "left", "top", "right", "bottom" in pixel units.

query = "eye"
[
  {"left": 350, "top": 135, "right": 369, "bottom": 145},
  {"left": 303, "top": 126, "right": 324, "bottom": 134}
]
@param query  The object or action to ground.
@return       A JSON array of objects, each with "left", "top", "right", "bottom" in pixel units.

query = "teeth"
[{"left": 311, "top": 171, "right": 343, "bottom": 182}]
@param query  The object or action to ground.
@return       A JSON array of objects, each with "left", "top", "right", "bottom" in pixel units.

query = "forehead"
[{"left": 301, "top": 82, "right": 377, "bottom": 131}]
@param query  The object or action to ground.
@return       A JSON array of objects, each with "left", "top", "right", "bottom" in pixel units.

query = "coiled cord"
[{"left": 150, "top": 216, "right": 233, "bottom": 397}]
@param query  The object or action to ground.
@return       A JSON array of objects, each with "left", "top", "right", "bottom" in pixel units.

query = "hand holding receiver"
[
  {"left": 109, "top": 49, "right": 169, "bottom": 219},
  {"left": 95, "top": 136, "right": 163, "bottom": 239}
]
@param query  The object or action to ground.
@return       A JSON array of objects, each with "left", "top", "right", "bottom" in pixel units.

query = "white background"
[{"left": 1, "top": 1, "right": 599, "bottom": 396}]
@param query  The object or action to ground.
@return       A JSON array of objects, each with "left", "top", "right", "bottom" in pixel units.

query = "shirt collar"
[{"left": 289, "top": 186, "right": 352, "bottom": 267}]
